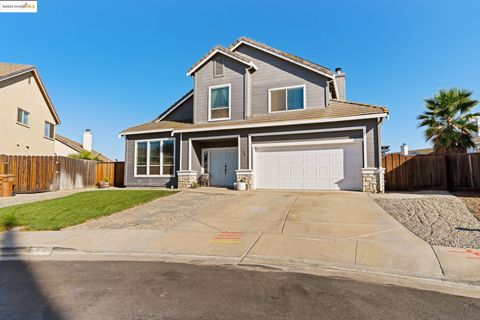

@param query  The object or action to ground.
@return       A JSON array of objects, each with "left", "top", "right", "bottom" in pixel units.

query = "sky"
[{"left": 1, "top": 0, "right": 479, "bottom": 160}]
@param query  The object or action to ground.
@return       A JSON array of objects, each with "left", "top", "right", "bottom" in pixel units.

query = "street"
[{"left": 0, "top": 260, "right": 478, "bottom": 320}]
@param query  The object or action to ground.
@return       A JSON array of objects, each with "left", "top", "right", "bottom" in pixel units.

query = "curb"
[{"left": 1, "top": 245, "right": 479, "bottom": 299}]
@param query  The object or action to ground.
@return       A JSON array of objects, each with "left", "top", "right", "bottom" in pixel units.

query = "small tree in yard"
[
  {"left": 417, "top": 88, "right": 479, "bottom": 153},
  {"left": 69, "top": 151, "right": 101, "bottom": 161}
]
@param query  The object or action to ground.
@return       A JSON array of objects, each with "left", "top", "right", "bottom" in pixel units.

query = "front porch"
[{"left": 177, "top": 135, "right": 253, "bottom": 189}]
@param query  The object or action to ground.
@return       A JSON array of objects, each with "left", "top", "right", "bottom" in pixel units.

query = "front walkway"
[{"left": 1, "top": 189, "right": 479, "bottom": 293}]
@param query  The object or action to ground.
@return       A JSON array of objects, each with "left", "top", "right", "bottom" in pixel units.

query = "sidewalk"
[{"left": 1, "top": 229, "right": 479, "bottom": 297}]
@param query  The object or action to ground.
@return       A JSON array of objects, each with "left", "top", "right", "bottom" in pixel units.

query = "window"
[
  {"left": 269, "top": 85, "right": 305, "bottom": 112},
  {"left": 209, "top": 84, "right": 231, "bottom": 121},
  {"left": 213, "top": 57, "right": 224, "bottom": 77},
  {"left": 135, "top": 139, "right": 175, "bottom": 176},
  {"left": 44, "top": 121, "right": 54, "bottom": 139},
  {"left": 17, "top": 108, "right": 30, "bottom": 126}
]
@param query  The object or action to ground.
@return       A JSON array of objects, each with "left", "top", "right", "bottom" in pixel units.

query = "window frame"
[
  {"left": 208, "top": 83, "right": 231, "bottom": 122},
  {"left": 16, "top": 108, "right": 30, "bottom": 127},
  {"left": 134, "top": 138, "right": 176, "bottom": 177},
  {"left": 268, "top": 85, "right": 306, "bottom": 113},
  {"left": 44, "top": 121, "right": 55, "bottom": 140}
]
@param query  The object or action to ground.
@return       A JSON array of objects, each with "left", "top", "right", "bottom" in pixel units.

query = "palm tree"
[
  {"left": 417, "top": 88, "right": 479, "bottom": 153},
  {"left": 68, "top": 151, "right": 101, "bottom": 161}
]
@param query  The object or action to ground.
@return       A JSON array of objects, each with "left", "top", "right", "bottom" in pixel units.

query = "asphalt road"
[{"left": 0, "top": 260, "right": 479, "bottom": 320}]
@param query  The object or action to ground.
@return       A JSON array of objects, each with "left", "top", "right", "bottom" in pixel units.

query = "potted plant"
[
  {"left": 98, "top": 177, "right": 110, "bottom": 188},
  {"left": 237, "top": 177, "right": 247, "bottom": 191}
]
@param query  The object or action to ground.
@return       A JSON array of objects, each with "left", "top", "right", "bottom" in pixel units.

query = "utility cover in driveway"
[{"left": 254, "top": 142, "right": 363, "bottom": 190}]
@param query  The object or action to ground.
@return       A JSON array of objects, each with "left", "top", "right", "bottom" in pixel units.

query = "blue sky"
[{"left": 1, "top": 0, "right": 479, "bottom": 159}]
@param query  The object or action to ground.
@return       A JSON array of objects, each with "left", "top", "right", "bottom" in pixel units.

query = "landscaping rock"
[{"left": 373, "top": 194, "right": 480, "bottom": 249}]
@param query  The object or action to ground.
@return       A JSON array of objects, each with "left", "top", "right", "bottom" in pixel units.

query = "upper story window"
[
  {"left": 44, "top": 121, "right": 54, "bottom": 139},
  {"left": 208, "top": 84, "right": 231, "bottom": 121},
  {"left": 135, "top": 139, "right": 175, "bottom": 177},
  {"left": 17, "top": 108, "right": 30, "bottom": 126},
  {"left": 213, "top": 57, "right": 224, "bottom": 77},
  {"left": 268, "top": 85, "right": 305, "bottom": 112}
]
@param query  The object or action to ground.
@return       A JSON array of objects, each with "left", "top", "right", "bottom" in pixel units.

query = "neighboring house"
[
  {"left": 121, "top": 37, "right": 388, "bottom": 192},
  {"left": 0, "top": 62, "right": 60, "bottom": 155},
  {"left": 55, "top": 129, "right": 112, "bottom": 162}
]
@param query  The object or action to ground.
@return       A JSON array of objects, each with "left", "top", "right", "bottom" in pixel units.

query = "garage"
[{"left": 253, "top": 140, "right": 363, "bottom": 190}]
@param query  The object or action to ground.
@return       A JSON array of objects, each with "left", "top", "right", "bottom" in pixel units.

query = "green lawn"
[{"left": 0, "top": 190, "right": 176, "bottom": 231}]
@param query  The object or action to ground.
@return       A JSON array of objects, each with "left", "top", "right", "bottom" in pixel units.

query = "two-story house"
[
  {"left": 0, "top": 63, "right": 60, "bottom": 155},
  {"left": 121, "top": 37, "right": 388, "bottom": 192}
]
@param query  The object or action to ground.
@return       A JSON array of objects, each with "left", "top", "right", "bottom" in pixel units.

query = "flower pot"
[
  {"left": 237, "top": 182, "right": 247, "bottom": 191},
  {"left": 98, "top": 181, "right": 110, "bottom": 188}
]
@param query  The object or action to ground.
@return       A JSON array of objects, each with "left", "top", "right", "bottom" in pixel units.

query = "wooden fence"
[
  {"left": 96, "top": 162, "right": 125, "bottom": 187},
  {"left": 383, "top": 153, "right": 480, "bottom": 191},
  {"left": 0, "top": 155, "right": 124, "bottom": 193}
]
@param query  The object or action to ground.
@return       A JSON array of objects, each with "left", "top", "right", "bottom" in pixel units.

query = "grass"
[{"left": 0, "top": 190, "right": 175, "bottom": 231}]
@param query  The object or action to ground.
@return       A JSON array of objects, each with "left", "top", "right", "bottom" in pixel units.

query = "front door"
[{"left": 209, "top": 149, "right": 238, "bottom": 187}]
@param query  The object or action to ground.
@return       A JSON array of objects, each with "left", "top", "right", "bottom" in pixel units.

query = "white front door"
[
  {"left": 209, "top": 149, "right": 238, "bottom": 187},
  {"left": 254, "top": 141, "right": 363, "bottom": 190}
]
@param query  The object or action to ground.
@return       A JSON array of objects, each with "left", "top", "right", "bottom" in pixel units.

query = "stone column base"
[
  {"left": 235, "top": 170, "right": 254, "bottom": 190},
  {"left": 361, "top": 168, "right": 385, "bottom": 193},
  {"left": 177, "top": 170, "right": 198, "bottom": 189}
]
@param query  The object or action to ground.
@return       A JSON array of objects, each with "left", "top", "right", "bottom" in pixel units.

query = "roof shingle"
[{"left": 121, "top": 100, "right": 388, "bottom": 135}]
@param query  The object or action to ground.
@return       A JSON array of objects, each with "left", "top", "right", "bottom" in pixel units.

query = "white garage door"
[{"left": 254, "top": 141, "right": 363, "bottom": 190}]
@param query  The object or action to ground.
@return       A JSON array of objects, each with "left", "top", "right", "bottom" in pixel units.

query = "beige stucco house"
[{"left": 0, "top": 62, "right": 60, "bottom": 155}]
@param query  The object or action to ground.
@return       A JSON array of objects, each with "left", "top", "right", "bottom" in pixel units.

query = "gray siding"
[
  {"left": 234, "top": 44, "right": 330, "bottom": 115},
  {"left": 124, "top": 132, "right": 180, "bottom": 187},
  {"left": 194, "top": 54, "right": 246, "bottom": 124},
  {"left": 164, "top": 95, "right": 193, "bottom": 122}
]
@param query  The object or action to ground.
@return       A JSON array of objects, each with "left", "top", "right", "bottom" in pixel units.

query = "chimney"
[
  {"left": 83, "top": 129, "right": 93, "bottom": 152},
  {"left": 334, "top": 67, "right": 346, "bottom": 101},
  {"left": 400, "top": 143, "right": 408, "bottom": 156},
  {"left": 476, "top": 116, "right": 480, "bottom": 137}
]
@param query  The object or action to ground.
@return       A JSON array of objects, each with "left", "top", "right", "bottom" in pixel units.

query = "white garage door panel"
[{"left": 254, "top": 142, "right": 363, "bottom": 191}]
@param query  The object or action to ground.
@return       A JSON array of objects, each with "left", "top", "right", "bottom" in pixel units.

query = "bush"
[{"left": 0, "top": 212, "right": 18, "bottom": 230}]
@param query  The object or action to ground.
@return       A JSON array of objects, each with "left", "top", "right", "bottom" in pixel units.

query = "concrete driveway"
[{"left": 173, "top": 190, "right": 444, "bottom": 278}]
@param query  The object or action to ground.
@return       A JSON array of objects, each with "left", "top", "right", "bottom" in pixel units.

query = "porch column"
[{"left": 361, "top": 168, "right": 385, "bottom": 193}]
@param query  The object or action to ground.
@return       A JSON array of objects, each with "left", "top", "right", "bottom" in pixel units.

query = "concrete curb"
[{"left": 1, "top": 245, "right": 479, "bottom": 299}]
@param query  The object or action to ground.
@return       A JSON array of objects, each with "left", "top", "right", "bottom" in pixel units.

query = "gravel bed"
[
  {"left": 67, "top": 191, "right": 232, "bottom": 230},
  {"left": 373, "top": 194, "right": 480, "bottom": 249},
  {"left": 453, "top": 192, "right": 480, "bottom": 222}
]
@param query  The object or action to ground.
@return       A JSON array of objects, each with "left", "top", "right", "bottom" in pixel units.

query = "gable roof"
[
  {"left": 186, "top": 46, "right": 257, "bottom": 76},
  {"left": 121, "top": 100, "right": 388, "bottom": 135},
  {"left": 229, "top": 37, "right": 334, "bottom": 78},
  {"left": 55, "top": 134, "right": 113, "bottom": 162},
  {"left": 155, "top": 89, "right": 194, "bottom": 122},
  {"left": 0, "top": 62, "right": 61, "bottom": 124}
]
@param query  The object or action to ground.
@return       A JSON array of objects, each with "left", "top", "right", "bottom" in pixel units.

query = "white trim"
[
  {"left": 174, "top": 113, "right": 387, "bottom": 133},
  {"left": 268, "top": 84, "right": 306, "bottom": 113},
  {"left": 230, "top": 40, "right": 334, "bottom": 79},
  {"left": 247, "top": 126, "right": 367, "bottom": 170},
  {"left": 253, "top": 138, "right": 357, "bottom": 149},
  {"left": 208, "top": 83, "right": 231, "bottom": 121},
  {"left": 134, "top": 138, "right": 176, "bottom": 178},
  {"left": 155, "top": 91, "right": 194, "bottom": 122},
  {"left": 179, "top": 133, "right": 183, "bottom": 171},
  {"left": 186, "top": 49, "right": 257, "bottom": 76},
  {"left": 120, "top": 128, "right": 174, "bottom": 137}
]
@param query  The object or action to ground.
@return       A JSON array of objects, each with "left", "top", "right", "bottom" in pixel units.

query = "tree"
[
  {"left": 417, "top": 88, "right": 479, "bottom": 153},
  {"left": 68, "top": 151, "right": 101, "bottom": 161}
]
